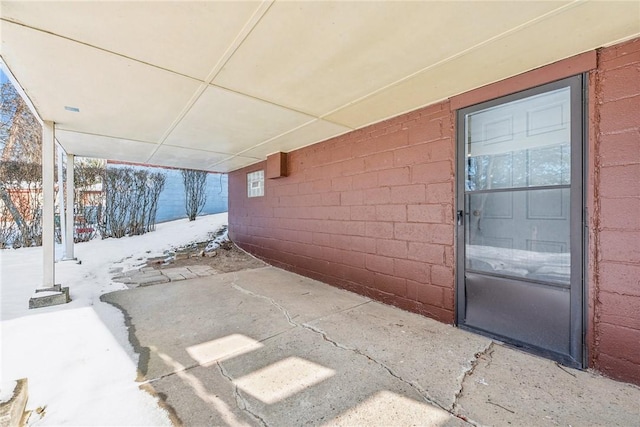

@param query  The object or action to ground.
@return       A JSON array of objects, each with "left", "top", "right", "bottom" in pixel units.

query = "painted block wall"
[
  {"left": 230, "top": 102, "right": 456, "bottom": 323},
  {"left": 591, "top": 38, "right": 640, "bottom": 384},
  {"left": 229, "top": 37, "right": 640, "bottom": 384}
]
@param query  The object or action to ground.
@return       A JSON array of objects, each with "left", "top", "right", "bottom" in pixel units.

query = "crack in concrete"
[
  {"left": 230, "top": 281, "right": 481, "bottom": 425},
  {"left": 231, "top": 280, "right": 372, "bottom": 328},
  {"left": 450, "top": 341, "right": 495, "bottom": 426},
  {"left": 301, "top": 322, "right": 449, "bottom": 414},
  {"left": 555, "top": 362, "right": 577, "bottom": 378},
  {"left": 216, "top": 361, "right": 268, "bottom": 427},
  {"left": 231, "top": 282, "right": 447, "bottom": 414},
  {"left": 232, "top": 283, "right": 297, "bottom": 327},
  {"left": 323, "top": 299, "right": 373, "bottom": 317},
  {"left": 144, "top": 327, "right": 290, "bottom": 385}
]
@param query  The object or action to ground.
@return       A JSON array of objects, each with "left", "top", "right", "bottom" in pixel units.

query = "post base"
[{"left": 28, "top": 285, "right": 71, "bottom": 309}]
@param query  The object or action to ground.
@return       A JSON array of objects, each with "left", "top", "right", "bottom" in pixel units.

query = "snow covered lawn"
[{"left": 1, "top": 213, "right": 228, "bottom": 425}]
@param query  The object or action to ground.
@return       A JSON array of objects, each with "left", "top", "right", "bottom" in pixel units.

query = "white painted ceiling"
[{"left": 1, "top": 1, "right": 638, "bottom": 172}]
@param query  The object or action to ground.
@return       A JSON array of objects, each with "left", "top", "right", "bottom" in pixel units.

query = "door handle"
[{"left": 457, "top": 210, "right": 464, "bottom": 226}]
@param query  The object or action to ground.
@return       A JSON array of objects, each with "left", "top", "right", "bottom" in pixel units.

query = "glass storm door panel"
[{"left": 456, "top": 76, "right": 584, "bottom": 367}]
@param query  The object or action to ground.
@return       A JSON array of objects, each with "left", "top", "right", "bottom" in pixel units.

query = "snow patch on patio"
[
  {"left": 0, "top": 213, "right": 228, "bottom": 425},
  {"left": 0, "top": 381, "right": 17, "bottom": 404}
]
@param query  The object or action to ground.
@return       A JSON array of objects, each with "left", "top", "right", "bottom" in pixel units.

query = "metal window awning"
[{"left": 1, "top": 1, "right": 638, "bottom": 173}]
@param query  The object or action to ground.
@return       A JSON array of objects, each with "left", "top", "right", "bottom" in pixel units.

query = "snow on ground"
[
  {"left": 0, "top": 380, "right": 16, "bottom": 403},
  {"left": 0, "top": 213, "right": 228, "bottom": 425}
]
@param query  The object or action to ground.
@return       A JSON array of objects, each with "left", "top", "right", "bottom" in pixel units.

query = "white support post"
[
  {"left": 64, "top": 153, "right": 75, "bottom": 260},
  {"left": 29, "top": 121, "right": 69, "bottom": 308},
  {"left": 41, "top": 121, "right": 56, "bottom": 289},
  {"left": 57, "top": 145, "right": 66, "bottom": 254}
]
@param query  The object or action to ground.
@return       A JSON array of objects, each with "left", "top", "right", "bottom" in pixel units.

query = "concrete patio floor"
[{"left": 102, "top": 266, "right": 640, "bottom": 427}]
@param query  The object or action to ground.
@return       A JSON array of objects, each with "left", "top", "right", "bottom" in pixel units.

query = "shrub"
[
  {"left": 181, "top": 168, "right": 207, "bottom": 221},
  {"left": 99, "top": 167, "right": 165, "bottom": 238}
]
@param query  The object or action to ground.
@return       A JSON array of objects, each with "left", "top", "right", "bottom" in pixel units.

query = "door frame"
[{"left": 454, "top": 74, "right": 587, "bottom": 368}]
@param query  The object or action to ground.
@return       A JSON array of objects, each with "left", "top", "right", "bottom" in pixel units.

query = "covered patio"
[{"left": 1, "top": 0, "right": 639, "bottom": 394}]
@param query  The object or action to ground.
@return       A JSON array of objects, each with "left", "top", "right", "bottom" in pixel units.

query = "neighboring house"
[
  {"left": 0, "top": 182, "right": 101, "bottom": 244},
  {"left": 0, "top": 186, "right": 41, "bottom": 222},
  {"left": 107, "top": 161, "right": 228, "bottom": 223},
  {"left": 229, "top": 38, "right": 640, "bottom": 385}
]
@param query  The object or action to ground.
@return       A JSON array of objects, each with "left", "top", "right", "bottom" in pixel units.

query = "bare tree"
[
  {"left": 0, "top": 81, "right": 44, "bottom": 246},
  {"left": 1, "top": 81, "right": 42, "bottom": 164},
  {"left": 181, "top": 168, "right": 207, "bottom": 221}
]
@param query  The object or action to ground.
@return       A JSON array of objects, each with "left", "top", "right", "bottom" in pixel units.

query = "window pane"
[
  {"left": 465, "top": 87, "right": 571, "bottom": 191},
  {"left": 247, "top": 170, "right": 264, "bottom": 198},
  {"left": 465, "top": 188, "right": 570, "bottom": 285}
]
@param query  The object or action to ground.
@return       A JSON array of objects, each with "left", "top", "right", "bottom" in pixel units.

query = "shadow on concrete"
[{"left": 101, "top": 266, "right": 640, "bottom": 427}]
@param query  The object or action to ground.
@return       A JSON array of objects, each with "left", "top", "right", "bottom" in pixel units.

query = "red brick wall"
[
  {"left": 591, "top": 38, "right": 640, "bottom": 384},
  {"left": 228, "top": 37, "right": 640, "bottom": 384},
  {"left": 229, "top": 102, "right": 456, "bottom": 323}
]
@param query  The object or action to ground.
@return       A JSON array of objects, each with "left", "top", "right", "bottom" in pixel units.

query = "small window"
[{"left": 247, "top": 170, "right": 264, "bottom": 197}]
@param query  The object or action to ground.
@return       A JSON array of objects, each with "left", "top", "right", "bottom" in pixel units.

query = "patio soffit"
[{"left": 1, "top": 1, "right": 638, "bottom": 173}]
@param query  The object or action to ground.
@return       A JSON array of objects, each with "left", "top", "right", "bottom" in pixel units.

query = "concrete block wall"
[
  {"left": 591, "top": 37, "right": 640, "bottom": 384},
  {"left": 229, "top": 36, "right": 640, "bottom": 384},
  {"left": 229, "top": 101, "right": 456, "bottom": 323}
]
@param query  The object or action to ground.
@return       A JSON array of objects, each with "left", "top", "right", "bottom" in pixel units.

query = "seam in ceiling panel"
[
  {"left": 0, "top": 18, "right": 201, "bottom": 82},
  {"left": 208, "top": 82, "right": 342, "bottom": 125},
  {"left": 147, "top": 0, "right": 275, "bottom": 164},
  {"left": 161, "top": 143, "right": 244, "bottom": 157},
  {"left": 54, "top": 128, "right": 158, "bottom": 146},
  {"left": 315, "top": 0, "right": 584, "bottom": 125},
  {"left": 208, "top": 118, "right": 319, "bottom": 167},
  {"left": 227, "top": 118, "right": 348, "bottom": 159},
  {"left": 323, "top": 0, "right": 640, "bottom": 130}
]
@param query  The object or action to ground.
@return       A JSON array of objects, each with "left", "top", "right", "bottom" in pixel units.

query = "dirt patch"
[{"left": 146, "top": 242, "right": 266, "bottom": 274}]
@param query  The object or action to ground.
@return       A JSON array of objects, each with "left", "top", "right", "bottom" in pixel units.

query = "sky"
[{"left": 0, "top": 68, "right": 10, "bottom": 153}]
